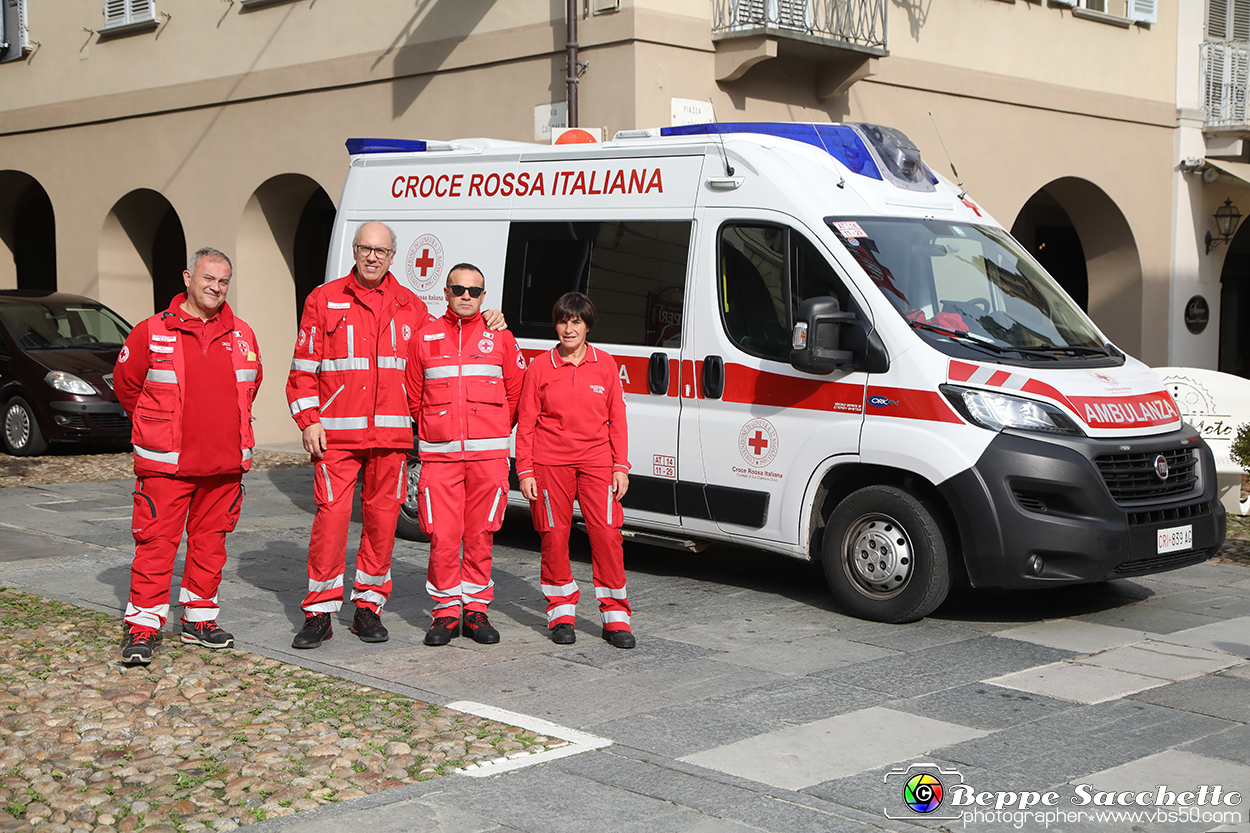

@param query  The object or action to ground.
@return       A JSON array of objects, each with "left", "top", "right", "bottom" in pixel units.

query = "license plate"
[{"left": 1157, "top": 524, "right": 1193, "bottom": 555}]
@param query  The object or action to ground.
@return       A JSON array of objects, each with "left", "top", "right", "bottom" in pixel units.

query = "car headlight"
[
  {"left": 940, "top": 384, "right": 1082, "bottom": 435},
  {"left": 45, "top": 370, "right": 97, "bottom": 395}
]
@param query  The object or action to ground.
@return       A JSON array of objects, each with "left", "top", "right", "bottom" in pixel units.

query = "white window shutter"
[
  {"left": 130, "top": 0, "right": 156, "bottom": 24},
  {"left": 1235, "top": 0, "right": 1250, "bottom": 39},
  {"left": 104, "top": 0, "right": 129, "bottom": 28},
  {"left": 104, "top": 0, "right": 155, "bottom": 28},
  {"left": 1210, "top": 0, "right": 1230, "bottom": 38},
  {"left": 1129, "top": 0, "right": 1158, "bottom": 23}
]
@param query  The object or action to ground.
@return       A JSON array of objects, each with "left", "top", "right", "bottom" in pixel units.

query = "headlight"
[
  {"left": 45, "top": 370, "right": 97, "bottom": 395},
  {"left": 941, "top": 384, "right": 1082, "bottom": 435}
]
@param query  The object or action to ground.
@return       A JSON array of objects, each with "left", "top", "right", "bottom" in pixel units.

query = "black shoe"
[
  {"left": 122, "top": 626, "right": 158, "bottom": 665},
  {"left": 550, "top": 623, "right": 576, "bottom": 645},
  {"left": 424, "top": 616, "right": 460, "bottom": 646},
  {"left": 462, "top": 611, "right": 500, "bottom": 644},
  {"left": 180, "top": 619, "right": 234, "bottom": 649},
  {"left": 603, "top": 628, "right": 635, "bottom": 649},
  {"left": 350, "top": 606, "right": 389, "bottom": 643},
  {"left": 292, "top": 613, "right": 333, "bottom": 649}
]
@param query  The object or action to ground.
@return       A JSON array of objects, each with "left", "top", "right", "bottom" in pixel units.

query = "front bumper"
[{"left": 939, "top": 425, "right": 1225, "bottom": 589}]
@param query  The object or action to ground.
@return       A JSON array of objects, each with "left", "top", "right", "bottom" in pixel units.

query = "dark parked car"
[{"left": 0, "top": 290, "right": 133, "bottom": 456}]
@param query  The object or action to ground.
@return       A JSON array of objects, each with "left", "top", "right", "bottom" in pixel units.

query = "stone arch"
[
  {"left": 0, "top": 171, "right": 56, "bottom": 292},
  {"left": 236, "top": 174, "right": 337, "bottom": 446},
  {"left": 1011, "top": 177, "right": 1142, "bottom": 355},
  {"left": 98, "top": 189, "right": 186, "bottom": 326},
  {"left": 1217, "top": 217, "right": 1250, "bottom": 377}
]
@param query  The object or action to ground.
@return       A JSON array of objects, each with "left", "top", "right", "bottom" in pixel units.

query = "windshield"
[
  {"left": 0, "top": 302, "right": 132, "bottom": 350},
  {"left": 826, "top": 217, "right": 1114, "bottom": 363}
]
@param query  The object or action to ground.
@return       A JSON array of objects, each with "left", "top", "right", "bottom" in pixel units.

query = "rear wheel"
[
  {"left": 395, "top": 455, "right": 428, "bottom": 542},
  {"left": 3, "top": 397, "right": 48, "bottom": 457},
  {"left": 822, "top": 485, "right": 950, "bottom": 623}
]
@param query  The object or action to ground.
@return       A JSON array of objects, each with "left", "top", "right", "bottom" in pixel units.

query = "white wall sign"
[
  {"left": 671, "top": 98, "right": 714, "bottom": 127},
  {"left": 535, "top": 102, "right": 568, "bottom": 143}
]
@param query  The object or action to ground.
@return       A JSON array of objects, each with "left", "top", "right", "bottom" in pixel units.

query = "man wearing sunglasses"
[
  {"left": 406, "top": 263, "right": 525, "bottom": 646},
  {"left": 287, "top": 224, "right": 506, "bottom": 650}
]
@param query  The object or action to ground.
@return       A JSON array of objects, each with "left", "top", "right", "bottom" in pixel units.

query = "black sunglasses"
[{"left": 449, "top": 284, "right": 484, "bottom": 298}]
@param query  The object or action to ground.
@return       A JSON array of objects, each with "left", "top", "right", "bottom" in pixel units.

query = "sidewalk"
[{"left": 2, "top": 468, "right": 1250, "bottom": 832}]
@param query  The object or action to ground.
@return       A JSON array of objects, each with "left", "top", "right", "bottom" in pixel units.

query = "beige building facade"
[{"left": 0, "top": 0, "right": 1177, "bottom": 445}]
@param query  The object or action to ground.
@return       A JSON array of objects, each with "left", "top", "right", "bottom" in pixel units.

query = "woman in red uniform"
[{"left": 516, "top": 292, "right": 634, "bottom": 648}]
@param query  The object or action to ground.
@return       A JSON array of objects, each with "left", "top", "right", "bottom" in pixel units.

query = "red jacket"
[
  {"left": 114, "top": 296, "right": 262, "bottom": 477},
  {"left": 515, "top": 344, "right": 629, "bottom": 478},
  {"left": 405, "top": 308, "right": 525, "bottom": 461},
  {"left": 286, "top": 270, "right": 431, "bottom": 450}
]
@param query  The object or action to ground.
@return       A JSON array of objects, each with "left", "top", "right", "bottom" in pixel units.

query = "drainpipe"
[{"left": 566, "top": 0, "right": 578, "bottom": 128}]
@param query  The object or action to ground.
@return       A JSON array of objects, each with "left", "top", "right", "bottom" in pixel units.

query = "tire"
[
  {"left": 822, "top": 485, "right": 950, "bottom": 623},
  {"left": 395, "top": 455, "right": 428, "bottom": 542},
  {"left": 3, "top": 397, "right": 48, "bottom": 457}
]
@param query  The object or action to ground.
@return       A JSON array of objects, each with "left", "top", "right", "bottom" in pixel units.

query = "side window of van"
[
  {"left": 502, "top": 221, "right": 691, "bottom": 346},
  {"left": 720, "top": 224, "right": 854, "bottom": 361}
]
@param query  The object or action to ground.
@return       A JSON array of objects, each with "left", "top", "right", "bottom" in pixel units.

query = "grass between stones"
[{"left": 0, "top": 587, "right": 560, "bottom": 832}]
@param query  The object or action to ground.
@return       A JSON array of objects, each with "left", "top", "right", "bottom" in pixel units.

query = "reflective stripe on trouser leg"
[
  {"left": 426, "top": 581, "right": 463, "bottom": 614},
  {"left": 179, "top": 473, "right": 242, "bottom": 624},
  {"left": 178, "top": 588, "right": 220, "bottom": 623},
  {"left": 577, "top": 465, "right": 631, "bottom": 632},
  {"left": 351, "top": 448, "right": 404, "bottom": 612},
  {"left": 533, "top": 463, "right": 579, "bottom": 627},
  {"left": 304, "top": 448, "right": 366, "bottom": 613},
  {"left": 460, "top": 458, "right": 509, "bottom": 613},
  {"left": 422, "top": 460, "right": 467, "bottom": 616},
  {"left": 124, "top": 602, "right": 170, "bottom": 630}
]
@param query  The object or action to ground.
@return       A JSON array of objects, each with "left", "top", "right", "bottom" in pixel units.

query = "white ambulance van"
[{"left": 326, "top": 122, "right": 1225, "bottom": 623}]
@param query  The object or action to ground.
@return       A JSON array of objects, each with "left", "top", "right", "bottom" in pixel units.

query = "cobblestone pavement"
[
  {"left": 0, "top": 588, "right": 563, "bottom": 833},
  {"left": 0, "top": 450, "right": 308, "bottom": 490}
]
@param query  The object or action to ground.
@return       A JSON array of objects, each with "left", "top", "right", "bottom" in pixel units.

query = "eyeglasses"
[
  {"left": 448, "top": 284, "right": 484, "bottom": 298},
  {"left": 354, "top": 245, "right": 393, "bottom": 258}
]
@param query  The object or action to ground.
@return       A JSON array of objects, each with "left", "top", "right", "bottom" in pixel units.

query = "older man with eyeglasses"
[{"left": 286, "top": 222, "right": 504, "bottom": 649}]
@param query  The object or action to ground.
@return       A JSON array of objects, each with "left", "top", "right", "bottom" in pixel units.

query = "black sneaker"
[
  {"left": 350, "top": 606, "right": 389, "bottom": 643},
  {"left": 462, "top": 611, "right": 500, "bottom": 644},
  {"left": 122, "top": 626, "right": 158, "bottom": 665},
  {"left": 292, "top": 612, "right": 333, "bottom": 649},
  {"left": 603, "top": 628, "right": 635, "bottom": 649},
  {"left": 424, "top": 616, "right": 460, "bottom": 646},
  {"left": 550, "top": 623, "right": 576, "bottom": 645},
  {"left": 180, "top": 620, "right": 234, "bottom": 649}
]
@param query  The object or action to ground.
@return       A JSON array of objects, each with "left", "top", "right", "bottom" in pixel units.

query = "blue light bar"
[
  {"left": 660, "top": 123, "right": 881, "bottom": 180},
  {"left": 345, "top": 138, "right": 428, "bottom": 155}
]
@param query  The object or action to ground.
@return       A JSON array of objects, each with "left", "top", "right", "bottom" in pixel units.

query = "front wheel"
[
  {"left": 822, "top": 485, "right": 950, "bottom": 623},
  {"left": 395, "top": 455, "right": 428, "bottom": 542},
  {"left": 3, "top": 397, "right": 48, "bottom": 457}
]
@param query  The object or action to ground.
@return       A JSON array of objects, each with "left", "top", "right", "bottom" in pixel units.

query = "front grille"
[
  {"left": 103, "top": 374, "right": 114, "bottom": 391},
  {"left": 1113, "top": 550, "right": 1210, "bottom": 576},
  {"left": 89, "top": 413, "right": 131, "bottom": 430},
  {"left": 1095, "top": 447, "right": 1197, "bottom": 503},
  {"left": 1127, "top": 501, "right": 1211, "bottom": 527}
]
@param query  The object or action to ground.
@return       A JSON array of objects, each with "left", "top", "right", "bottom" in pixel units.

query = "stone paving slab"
[
  {"left": 1178, "top": 721, "right": 1250, "bottom": 767},
  {"left": 884, "top": 682, "right": 1078, "bottom": 730},
  {"left": 1129, "top": 673, "right": 1250, "bottom": 722},
  {"left": 1160, "top": 614, "right": 1250, "bottom": 657},
  {"left": 992, "top": 619, "right": 1153, "bottom": 653},
  {"left": 987, "top": 660, "right": 1172, "bottom": 704},
  {"left": 0, "top": 523, "right": 103, "bottom": 562},
  {"left": 716, "top": 631, "right": 900, "bottom": 676},
  {"left": 679, "top": 706, "right": 991, "bottom": 790},
  {"left": 1075, "top": 748, "right": 1250, "bottom": 800},
  {"left": 1080, "top": 640, "right": 1242, "bottom": 678}
]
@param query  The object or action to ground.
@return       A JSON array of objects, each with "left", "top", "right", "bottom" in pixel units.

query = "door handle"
[
  {"left": 702, "top": 355, "right": 724, "bottom": 400},
  {"left": 648, "top": 352, "right": 669, "bottom": 395}
]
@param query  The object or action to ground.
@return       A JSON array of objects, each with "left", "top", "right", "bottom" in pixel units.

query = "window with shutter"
[
  {"left": 0, "top": 0, "right": 29, "bottom": 64},
  {"left": 103, "top": 0, "right": 156, "bottom": 30},
  {"left": 1128, "top": 0, "right": 1157, "bottom": 23},
  {"left": 1208, "top": 0, "right": 1250, "bottom": 40}
]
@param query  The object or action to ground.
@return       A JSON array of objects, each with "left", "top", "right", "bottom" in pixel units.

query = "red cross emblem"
[
  {"left": 413, "top": 248, "right": 435, "bottom": 276},
  {"left": 747, "top": 430, "right": 769, "bottom": 456}
]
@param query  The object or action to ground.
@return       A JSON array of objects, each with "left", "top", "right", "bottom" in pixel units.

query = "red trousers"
[
  {"left": 303, "top": 447, "right": 405, "bottom": 614},
  {"left": 417, "top": 458, "right": 509, "bottom": 616},
  {"left": 530, "top": 464, "right": 631, "bottom": 632},
  {"left": 126, "top": 473, "right": 244, "bottom": 630}
]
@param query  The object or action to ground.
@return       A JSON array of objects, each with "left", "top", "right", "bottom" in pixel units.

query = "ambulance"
[{"left": 326, "top": 121, "right": 1225, "bottom": 623}]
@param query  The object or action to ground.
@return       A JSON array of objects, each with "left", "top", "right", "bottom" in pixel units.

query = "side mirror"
[{"left": 790, "top": 296, "right": 855, "bottom": 374}]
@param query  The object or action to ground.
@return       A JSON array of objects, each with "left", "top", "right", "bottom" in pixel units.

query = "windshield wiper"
[
  {"left": 1014, "top": 343, "right": 1110, "bottom": 358},
  {"left": 909, "top": 320, "right": 1013, "bottom": 355}
]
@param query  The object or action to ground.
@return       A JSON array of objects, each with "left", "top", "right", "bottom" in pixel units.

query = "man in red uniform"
[
  {"left": 287, "top": 224, "right": 506, "bottom": 649},
  {"left": 114, "top": 247, "right": 262, "bottom": 665},
  {"left": 406, "top": 263, "right": 525, "bottom": 646}
]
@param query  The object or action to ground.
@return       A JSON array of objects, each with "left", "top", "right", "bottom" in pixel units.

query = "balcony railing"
[
  {"left": 712, "top": 0, "right": 887, "bottom": 55},
  {"left": 1203, "top": 40, "right": 1250, "bottom": 129}
]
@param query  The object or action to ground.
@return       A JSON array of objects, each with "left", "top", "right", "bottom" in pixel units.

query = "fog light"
[
  {"left": 1027, "top": 555, "right": 1045, "bottom": 576},
  {"left": 54, "top": 415, "right": 71, "bottom": 426}
]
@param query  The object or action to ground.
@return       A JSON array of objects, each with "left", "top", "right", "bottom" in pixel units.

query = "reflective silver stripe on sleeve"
[
  {"left": 320, "top": 357, "right": 370, "bottom": 371},
  {"left": 377, "top": 356, "right": 407, "bottom": 370},
  {"left": 487, "top": 487, "right": 503, "bottom": 523},
  {"left": 463, "top": 437, "right": 511, "bottom": 452},
  {"left": 374, "top": 414, "right": 412, "bottom": 428},
  {"left": 236, "top": 368, "right": 259, "bottom": 383},
  {"left": 320, "top": 463, "right": 334, "bottom": 503},
  {"left": 291, "top": 359, "right": 320, "bottom": 373},
  {"left": 145, "top": 369, "right": 177, "bottom": 383},
  {"left": 134, "top": 445, "right": 179, "bottom": 465},
  {"left": 289, "top": 396, "right": 320, "bottom": 416},
  {"left": 463, "top": 364, "right": 503, "bottom": 378},
  {"left": 543, "top": 490, "right": 554, "bottom": 528},
  {"left": 308, "top": 326, "right": 316, "bottom": 354},
  {"left": 321, "top": 417, "right": 369, "bottom": 430},
  {"left": 242, "top": 448, "right": 253, "bottom": 463},
  {"left": 390, "top": 320, "right": 396, "bottom": 353},
  {"left": 419, "top": 440, "right": 463, "bottom": 454},
  {"left": 595, "top": 585, "right": 628, "bottom": 599}
]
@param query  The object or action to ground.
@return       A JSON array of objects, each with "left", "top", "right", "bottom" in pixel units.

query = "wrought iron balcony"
[
  {"left": 1203, "top": 40, "right": 1250, "bottom": 129},
  {"left": 712, "top": 0, "right": 887, "bottom": 56}
]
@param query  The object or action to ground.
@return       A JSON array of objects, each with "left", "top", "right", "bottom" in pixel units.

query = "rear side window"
[
  {"left": 502, "top": 221, "right": 691, "bottom": 345},
  {"left": 719, "top": 223, "right": 854, "bottom": 361}
]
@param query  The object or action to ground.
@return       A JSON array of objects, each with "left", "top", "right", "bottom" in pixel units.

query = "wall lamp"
[{"left": 1207, "top": 198, "right": 1243, "bottom": 254}]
